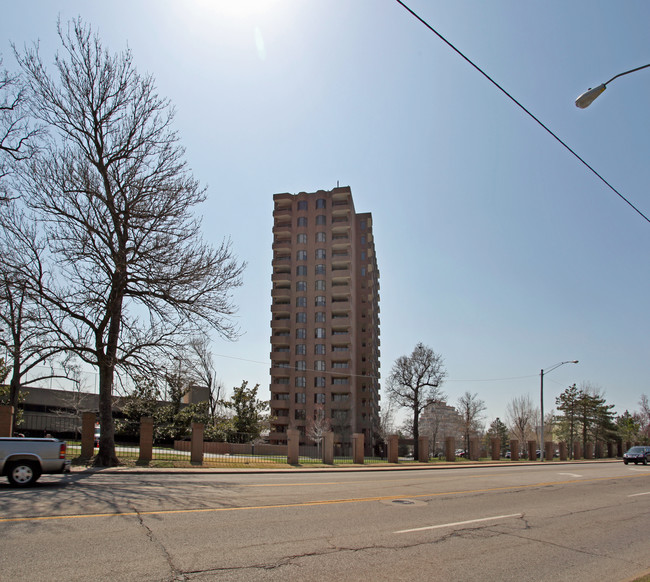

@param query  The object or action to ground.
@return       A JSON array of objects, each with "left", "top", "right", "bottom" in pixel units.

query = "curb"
[{"left": 69, "top": 458, "right": 621, "bottom": 476}]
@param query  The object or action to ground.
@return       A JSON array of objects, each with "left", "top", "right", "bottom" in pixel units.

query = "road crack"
[
  {"left": 129, "top": 504, "right": 187, "bottom": 581},
  {"left": 178, "top": 519, "right": 527, "bottom": 578}
]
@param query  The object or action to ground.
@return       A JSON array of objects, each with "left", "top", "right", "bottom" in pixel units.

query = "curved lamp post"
[
  {"left": 540, "top": 360, "right": 578, "bottom": 461},
  {"left": 575, "top": 64, "right": 650, "bottom": 108}
]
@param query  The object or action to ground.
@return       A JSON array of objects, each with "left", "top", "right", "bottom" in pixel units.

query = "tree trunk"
[
  {"left": 9, "top": 361, "right": 21, "bottom": 435},
  {"left": 95, "top": 362, "right": 119, "bottom": 466},
  {"left": 94, "top": 286, "right": 124, "bottom": 467},
  {"left": 412, "top": 408, "right": 419, "bottom": 460}
]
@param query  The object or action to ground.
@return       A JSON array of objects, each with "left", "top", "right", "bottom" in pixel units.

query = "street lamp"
[
  {"left": 575, "top": 64, "right": 650, "bottom": 108},
  {"left": 540, "top": 360, "right": 578, "bottom": 461}
]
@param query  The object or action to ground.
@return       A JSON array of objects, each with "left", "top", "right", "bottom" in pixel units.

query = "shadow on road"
[{"left": 0, "top": 469, "right": 240, "bottom": 523}]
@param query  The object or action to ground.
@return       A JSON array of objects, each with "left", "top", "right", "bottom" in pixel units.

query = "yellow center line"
[{"left": 1, "top": 472, "right": 647, "bottom": 524}]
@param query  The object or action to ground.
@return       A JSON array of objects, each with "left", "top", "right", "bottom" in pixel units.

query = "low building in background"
[{"left": 14, "top": 384, "right": 210, "bottom": 438}]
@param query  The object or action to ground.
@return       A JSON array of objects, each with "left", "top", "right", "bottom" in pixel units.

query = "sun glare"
[{"left": 193, "top": 0, "right": 285, "bottom": 21}]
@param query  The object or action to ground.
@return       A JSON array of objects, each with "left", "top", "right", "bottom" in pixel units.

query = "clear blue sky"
[{"left": 2, "top": 1, "right": 649, "bottom": 427}]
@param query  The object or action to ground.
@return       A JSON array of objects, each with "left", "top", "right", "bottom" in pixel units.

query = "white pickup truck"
[{"left": 0, "top": 437, "right": 71, "bottom": 487}]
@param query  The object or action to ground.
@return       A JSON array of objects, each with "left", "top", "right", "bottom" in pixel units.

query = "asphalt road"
[{"left": 1, "top": 462, "right": 649, "bottom": 581}]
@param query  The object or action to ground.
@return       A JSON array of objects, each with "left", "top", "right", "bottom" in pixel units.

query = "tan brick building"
[
  {"left": 419, "top": 400, "right": 480, "bottom": 455},
  {"left": 268, "top": 186, "right": 380, "bottom": 453}
]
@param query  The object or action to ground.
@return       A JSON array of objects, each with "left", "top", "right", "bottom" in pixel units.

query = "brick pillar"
[
  {"left": 139, "top": 417, "right": 154, "bottom": 463},
  {"left": 445, "top": 436, "right": 456, "bottom": 461},
  {"left": 0, "top": 405, "right": 13, "bottom": 437},
  {"left": 418, "top": 436, "right": 429, "bottom": 462},
  {"left": 287, "top": 428, "right": 300, "bottom": 465},
  {"left": 191, "top": 422, "right": 204, "bottom": 465},
  {"left": 491, "top": 438, "right": 501, "bottom": 460},
  {"left": 584, "top": 442, "right": 594, "bottom": 459},
  {"left": 559, "top": 441, "right": 568, "bottom": 461},
  {"left": 573, "top": 441, "right": 582, "bottom": 460},
  {"left": 469, "top": 437, "right": 480, "bottom": 461},
  {"left": 510, "top": 440, "right": 519, "bottom": 461},
  {"left": 527, "top": 440, "right": 537, "bottom": 461},
  {"left": 545, "top": 441, "right": 554, "bottom": 461},
  {"left": 352, "top": 433, "right": 364, "bottom": 464},
  {"left": 387, "top": 434, "right": 398, "bottom": 463},
  {"left": 80, "top": 412, "right": 96, "bottom": 459},
  {"left": 322, "top": 431, "right": 334, "bottom": 464}
]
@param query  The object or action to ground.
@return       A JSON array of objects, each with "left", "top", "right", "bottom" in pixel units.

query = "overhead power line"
[{"left": 395, "top": 0, "right": 650, "bottom": 224}]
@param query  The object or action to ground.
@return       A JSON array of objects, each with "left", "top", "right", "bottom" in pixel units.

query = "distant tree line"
[{"left": 386, "top": 343, "right": 649, "bottom": 459}]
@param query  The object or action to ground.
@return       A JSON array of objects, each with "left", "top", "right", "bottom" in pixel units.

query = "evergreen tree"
[
  {"left": 487, "top": 417, "right": 509, "bottom": 456},
  {"left": 224, "top": 381, "right": 268, "bottom": 442},
  {"left": 556, "top": 384, "right": 616, "bottom": 456},
  {"left": 616, "top": 411, "right": 640, "bottom": 445},
  {"left": 556, "top": 384, "right": 580, "bottom": 457}
]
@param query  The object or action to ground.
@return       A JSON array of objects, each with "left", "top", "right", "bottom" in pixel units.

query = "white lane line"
[
  {"left": 558, "top": 472, "right": 583, "bottom": 478},
  {"left": 628, "top": 492, "right": 650, "bottom": 497},
  {"left": 394, "top": 513, "right": 522, "bottom": 534}
]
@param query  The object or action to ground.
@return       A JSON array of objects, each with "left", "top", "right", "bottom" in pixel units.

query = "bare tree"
[
  {"left": 0, "top": 58, "right": 40, "bottom": 200},
  {"left": 457, "top": 391, "right": 486, "bottom": 453},
  {"left": 186, "top": 336, "right": 224, "bottom": 419},
  {"left": 0, "top": 204, "right": 70, "bottom": 430},
  {"left": 51, "top": 362, "right": 94, "bottom": 439},
  {"left": 505, "top": 394, "right": 538, "bottom": 448},
  {"left": 10, "top": 19, "right": 245, "bottom": 465},
  {"left": 330, "top": 409, "right": 351, "bottom": 451},
  {"left": 386, "top": 342, "right": 446, "bottom": 460},
  {"left": 306, "top": 404, "right": 331, "bottom": 458},
  {"left": 639, "top": 394, "right": 650, "bottom": 441},
  {"left": 377, "top": 397, "right": 397, "bottom": 441},
  {"left": 419, "top": 400, "right": 445, "bottom": 455}
]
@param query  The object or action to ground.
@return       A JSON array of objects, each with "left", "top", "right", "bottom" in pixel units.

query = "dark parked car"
[{"left": 623, "top": 446, "right": 650, "bottom": 465}]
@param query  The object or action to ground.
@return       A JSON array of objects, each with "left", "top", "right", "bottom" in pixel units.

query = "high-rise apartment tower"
[{"left": 269, "top": 186, "right": 380, "bottom": 454}]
